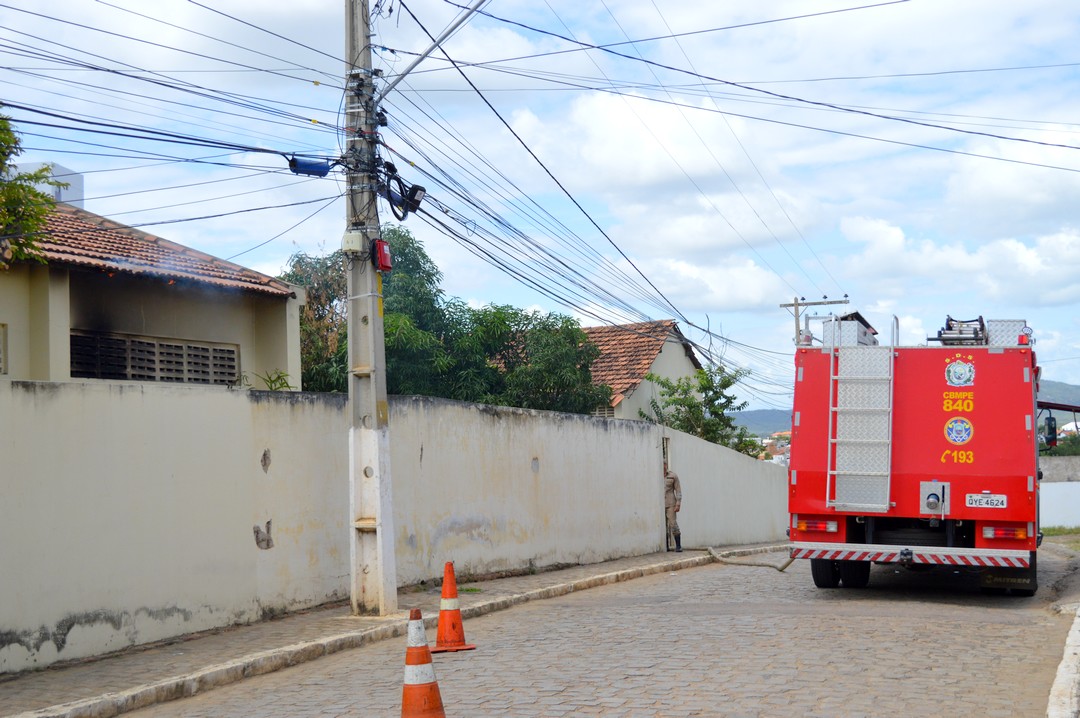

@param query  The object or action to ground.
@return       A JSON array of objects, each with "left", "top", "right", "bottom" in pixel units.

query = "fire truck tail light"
[
  {"left": 797, "top": 520, "right": 838, "bottom": 533},
  {"left": 982, "top": 526, "right": 1027, "bottom": 540}
]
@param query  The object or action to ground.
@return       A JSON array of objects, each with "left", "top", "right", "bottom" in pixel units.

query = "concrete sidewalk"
[{"left": 1, "top": 546, "right": 782, "bottom": 718}]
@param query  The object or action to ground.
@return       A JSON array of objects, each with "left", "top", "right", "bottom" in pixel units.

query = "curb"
[
  {"left": 1048, "top": 605, "right": 1080, "bottom": 718},
  {"left": 10, "top": 550, "right": 752, "bottom": 718}
]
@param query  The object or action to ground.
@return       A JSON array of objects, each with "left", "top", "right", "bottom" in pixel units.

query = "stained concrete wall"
[
  {"left": 390, "top": 397, "right": 662, "bottom": 584},
  {"left": 668, "top": 430, "right": 790, "bottom": 549},
  {"left": 0, "top": 382, "right": 786, "bottom": 673},
  {"left": 1041, "top": 456, "right": 1080, "bottom": 483},
  {"left": 0, "top": 381, "right": 349, "bottom": 673}
]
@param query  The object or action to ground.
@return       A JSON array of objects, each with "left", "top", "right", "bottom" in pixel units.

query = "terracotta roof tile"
[
  {"left": 37, "top": 203, "right": 294, "bottom": 297},
  {"left": 582, "top": 319, "right": 700, "bottom": 407}
]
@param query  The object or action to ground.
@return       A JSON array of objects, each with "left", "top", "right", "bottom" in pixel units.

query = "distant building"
[
  {"left": 15, "top": 162, "right": 85, "bottom": 209},
  {"left": 582, "top": 319, "right": 702, "bottom": 420},
  {"left": 759, "top": 430, "right": 791, "bottom": 463}
]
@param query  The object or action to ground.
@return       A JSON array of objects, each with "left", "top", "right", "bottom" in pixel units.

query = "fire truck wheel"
[
  {"left": 838, "top": 560, "right": 871, "bottom": 588},
  {"left": 810, "top": 559, "right": 841, "bottom": 588}
]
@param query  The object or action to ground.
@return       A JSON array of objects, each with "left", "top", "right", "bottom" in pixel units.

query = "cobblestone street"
[{"left": 127, "top": 546, "right": 1080, "bottom": 718}]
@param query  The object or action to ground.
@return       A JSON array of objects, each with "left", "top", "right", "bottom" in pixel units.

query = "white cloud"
[{"left": 10, "top": 0, "right": 1080, "bottom": 407}]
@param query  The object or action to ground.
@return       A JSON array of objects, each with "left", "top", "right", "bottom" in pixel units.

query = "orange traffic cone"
[
  {"left": 401, "top": 608, "right": 445, "bottom": 718},
  {"left": 431, "top": 561, "right": 477, "bottom": 653}
]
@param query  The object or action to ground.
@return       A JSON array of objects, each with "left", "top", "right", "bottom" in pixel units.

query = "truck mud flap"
[{"left": 980, "top": 552, "right": 1037, "bottom": 593}]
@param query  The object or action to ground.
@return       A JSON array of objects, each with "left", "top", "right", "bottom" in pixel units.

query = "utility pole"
[
  {"left": 343, "top": 0, "right": 397, "bottom": 615},
  {"left": 779, "top": 297, "right": 850, "bottom": 345}
]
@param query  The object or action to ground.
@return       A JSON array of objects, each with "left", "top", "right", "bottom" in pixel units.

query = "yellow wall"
[
  {"left": 0, "top": 265, "right": 31, "bottom": 378},
  {"left": 0, "top": 265, "right": 301, "bottom": 388}
]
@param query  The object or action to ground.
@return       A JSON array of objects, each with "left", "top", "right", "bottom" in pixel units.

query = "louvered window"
[
  {"left": 592, "top": 404, "right": 615, "bottom": 419},
  {"left": 71, "top": 330, "right": 239, "bottom": 385}
]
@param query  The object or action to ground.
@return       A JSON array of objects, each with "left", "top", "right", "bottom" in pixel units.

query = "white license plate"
[{"left": 966, "top": 493, "right": 1007, "bottom": 508}]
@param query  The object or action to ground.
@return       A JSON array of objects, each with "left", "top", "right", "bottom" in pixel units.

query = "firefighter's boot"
[{"left": 674, "top": 533, "right": 682, "bottom": 552}]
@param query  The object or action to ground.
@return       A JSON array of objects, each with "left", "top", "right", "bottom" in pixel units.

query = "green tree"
[
  {"left": 0, "top": 111, "right": 65, "bottom": 268},
  {"left": 381, "top": 225, "right": 454, "bottom": 397},
  {"left": 278, "top": 227, "right": 451, "bottom": 393},
  {"left": 498, "top": 311, "right": 612, "bottom": 414},
  {"left": 278, "top": 226, "right": 611, "bottom": 414},
  {"left": 639, "top": 366, "right": 759, "bottom": 456},
  {"left": 1042, "top": 424, "right": 1080, "bottom": 456},
  {"left": 381, "top": 225, "right": 445, "bottom": 334},
  {"left": 278, "top": 249, "right": 349, "bottom": 392},
  {"left": 436, "top": 302, "right": 611, "bottom": 413}
]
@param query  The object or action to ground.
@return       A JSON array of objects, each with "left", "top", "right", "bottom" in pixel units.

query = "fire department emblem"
[
  {"left": 945, "top": 356, "right": 975, "bottom": 387},
  {"left": 944, "top": 417, "right": 974, "bottom": 445}
]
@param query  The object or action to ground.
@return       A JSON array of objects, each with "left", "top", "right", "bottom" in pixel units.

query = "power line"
[
  {"left": 584, "top": 0, "right": 817, "bottom": 298},
  {"left": 226, "top": 194, "right": 343, "bottom": 260},
  {"left": 186, "top": 0, "right": 347, "bottom": 67},
  {"left": 739, "top": 60, "right": 1080, "bottom": 85},
  {"left": 1, "top": 195, "right": 345, "bottom": 242},
  {"left": 643, "top": 0, "right": 845, "bottom": 296},
  {"left": 7, "top": 103, "right": 296, "bottom": 157},
  {"left": 396, "top": 0, "right": 689, "bottom": 325},
  {"left": 437, "top": 0, "right": 911, "bottom": 70},
  {"left": 461, "top": 3, "right": 1080, "bottom": 156},
  {"left": 380, "top": 101, "right": 798, "bottom": 398},
  {"left": 1, "top": 3, "right": 341, "bottom": 88},
  {"left": 95, "top": 0, "right": 342, "bottom": 86},
  {"left": 0, "top": 32, "right": 343, "bottom": 133},
  {"left": 420, "top": 66, "right": 1080, "bottom": 176}
]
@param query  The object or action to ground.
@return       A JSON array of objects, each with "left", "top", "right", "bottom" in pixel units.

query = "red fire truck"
[{"left": 787, "top": 314, "right": 1041, "bottom": 595}]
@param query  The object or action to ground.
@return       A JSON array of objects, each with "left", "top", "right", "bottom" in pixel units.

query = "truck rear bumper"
[{"left": 790, "top": 541, "right": 1030, "bottom": 568}]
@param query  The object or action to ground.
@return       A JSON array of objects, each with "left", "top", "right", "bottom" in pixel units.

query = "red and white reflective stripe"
[
  {"left": 913, "top": 553, "right": 1028, "bottom": 568},
  {"left": 440, "top": 597, "right": 459, "bottom": 611},
  {"left": 791, "top": 548, "right": 899, "bottom": 562},
  {"left": 790, "top": 543, "right": 1029, "bottom": 568}
]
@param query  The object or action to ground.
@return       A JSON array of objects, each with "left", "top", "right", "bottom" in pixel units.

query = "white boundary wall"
[
  {"left": 0, "top": 382, "right": 786, "bottom": 673},
  {"left": 1042, "top": 456, "right": 1080, "bottom": 483},
  {"left": 668, "top": 430, "right": 790, "bottom": 550}
]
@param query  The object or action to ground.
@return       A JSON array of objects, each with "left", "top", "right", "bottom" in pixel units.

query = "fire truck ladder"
[{"left": 826, "top": 338, "right": 896, "bottom": 513}]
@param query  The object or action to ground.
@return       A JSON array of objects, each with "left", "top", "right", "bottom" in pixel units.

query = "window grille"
[
  {"left": 592, "top": 404, "right": 615, "bottom": 419},
  {"left": 70, "top": 330, "right": 239, "bottom": 385}
]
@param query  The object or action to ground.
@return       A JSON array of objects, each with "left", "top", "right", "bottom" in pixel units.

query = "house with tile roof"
[
  {"left": 0, "top": 202, "right": 305, "bottom": 388},
  {"left": 581, "top": 319, "right": 702, "bottom": 420}
]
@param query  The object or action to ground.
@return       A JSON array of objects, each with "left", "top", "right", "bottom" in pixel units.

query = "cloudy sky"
[{"left": 5, "top": 0, "right": 1080, "bottom": 408}]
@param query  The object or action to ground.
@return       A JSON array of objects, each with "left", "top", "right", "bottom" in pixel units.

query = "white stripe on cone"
[
  {"left": 404, "top": 663, "right": 438, "bottom": 685},
  {"left": 408, "top": 617, "right": 426, "bottom": 645}
]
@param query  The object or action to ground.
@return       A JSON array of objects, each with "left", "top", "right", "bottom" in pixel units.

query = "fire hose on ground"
[{"left": 707, "top": 546, "right": 795, "bottom": 572}]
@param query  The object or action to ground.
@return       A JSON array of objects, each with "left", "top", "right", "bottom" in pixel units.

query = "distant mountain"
[
  {"left": 1039, "top": 379, "right": 1080, "bottom": 407},
  {"left": 734, "top": 409, "right": 791, "bottom": 437}
]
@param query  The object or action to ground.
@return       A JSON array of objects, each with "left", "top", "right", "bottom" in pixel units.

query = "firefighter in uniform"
[{"left": 665, "top": 469, "right": 682, "bottom": 552}]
